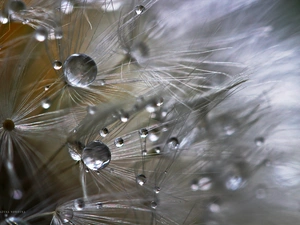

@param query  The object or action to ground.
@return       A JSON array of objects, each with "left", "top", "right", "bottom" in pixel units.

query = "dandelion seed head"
[
  {"left": 63, "top": 53, "right": 97, "bottom": 88},
  {"left": 82, "top": 141, "right": 111, "bottom": 171},
  {"left": 2, "top": 119, "right": 15, "bottom": 131}
]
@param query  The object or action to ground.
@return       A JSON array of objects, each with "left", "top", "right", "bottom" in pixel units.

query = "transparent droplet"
[
  {"left": 85, "top": 168, "right": 89, "bottom": 173},
  {"left": 68, "top": 148, "right": 81, "bottom": 161},
  {"left": 135, "top": 5, "right": 145, "bottom": 15},
  {"left": 7, "top": 0, "right": 26, "bottom": 15},
  {"left": 61, "top": 0, "right": 74, "bottom": 14},
  {"left": 145, "top": 102, "right": 158, "bottom": 113},
  {"left": 100, "top": 128, "right": 109, "bottom": 137},
  {"left": 198, "top": 177, "right": 212, "bottom": 191},
  {"left": 74, "top": 198, "right": 85, "bottom": 211},
  {"left": 191, "top": 179, "right": 199, "bottom": 191},
  {"left": 58, "top": 208, "right": 73, "bottom": 223},
  {"left": 223, "top": 125, "right": 236, "bottom": 136},
  {"left": 255, "top": 137, "right": 265, "bottom": 146},
  {"left": 156, "top": 97, "right": 164, "bottom": 106},
  {"left": 96, "top": 202, "right": 103, "bottom": 209},
  {"left": 255, "top": 185, "right": 267, "bottom": 199},
  {"left": 12, "top": 189, "right": 23, "bottom": 200},
  {"left": 167, "top": 137, "right": 179, "bottom": 150},
  {"left": 120, "top": 112, "right": 129, "bottom": 123},
  {"left": 150, "top": 201, "right": 157, "bottom": 209},
  {"left": 44, "top": 85, "right": 50, "bottom": 91},
  {"left": 87, "top": 105, "right": 97, "bottom": 115},
  {"left": 136, "top": 174, "right": 146, "bottom": 186},
  {"left": 34, "top": 26, "right": 48, "bottom": 42},
  {"left": 139, "top": 128, "right": 148, "bottom": 138},
  {"left": 82, "top": 141, "right": 111, "bottom": 171},
  {"left": 41, "top": 98, "right": 51, "bottom": 109},
  {"left": 2, "top": 119, "right": 15, "bottom": 131},
  {"left": 0, "top": 12, "right": 9, "bottom": 24},
  {"left": 53, "top": 60, "right": 63, "bottom": 70},
  {"left": 208, "top": 197, "right": 221, "bottom": 213},
  {"left": 148, "top": 129, "right": 161, "bottom": 142},
  {"left": 142, "top": 149, "right": 147, "bottom": 156},
  {"left": 63, "top": 53, "right": 97, "bottom": 87},
  {"left": 225, "top": 175, "right": 243, "bottom": 191},
  {"left": 22, "top": 19, "right": 29, "bottom": 24},
  {"left": 114, "top": 137, "right": 124, "bottom": 147},
  {"left": 2, "top": 217, "right": 29, "bottom": 225},
  {"left": 154, "top": 186, "right": 160, "bottom": 194}
]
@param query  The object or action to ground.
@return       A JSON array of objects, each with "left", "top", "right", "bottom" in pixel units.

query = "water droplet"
[
  {"left": 87, "top": 105, "right": 97, "bottom": 115},
  {"left": 114, "top": 137, "right": 124, "bottom": 147},
  {"left": 34, "top": 26, "right": 48, "bottom": 42},
  {"left": 156, "top": 98, "right": 164, "bottom": 106},
  {"left": 145, "top": 102, "right": 158, "bottom": 113},
  {"left": 148, "top": 129, "right": 161, "bottom": 142},
  {"left": 61, "top": 0, "right": 74, "bottom": 14},
  {"left": 22, "top": 19, "right": 29, "bottom": 24},
  {"left": 41, "top": 98, "right": 51, "bottom": 109},
  {"left": 255, "top": 137, "right": 265, "bottom": 146},
  {"left": 68, "top": 148, "right": 81, "bottom": 161},
  {"left": 139, "top": 128, "right": 148, "bottom": 138},
  {"left": 74, "top": 198, "right": 85, "bottom": 211},
  {"left": 120, "top": 112, "right": 129, "bottom": 123},
  {"left": 154, "top": 186, "right": 160, "bottom": 194},
  {"left": 7, "top": 0, "right": 26, "bottom": 15},
  {"left": 223, "top": 125, "right": 236, "bottom": 136},
  {"left": 100, "top": 128, "right": 109, "bottom": 137},
  {"left": 82, "top": 141, "right": 111, "bottom": 171},
  {"left": 154, "top": 147, "right": 161, "bottom": 154},
  {"left": 59, "top": 208, "right": 73, "bottom": 223},
  {"left": 225, "top": 175, "right": 243, "bottom": 191},
  {"left": 150, "top": 201, "right": 157, "bottom": 209},
  {"left": 167, "top": 137, "right": 179, "bottom": 150},
  {"left": 198, "top": 177, "right": 212, "bottom": 191},
  {"left": 85, "top": 168, "right": 89, "bottom": 173},
  {"left": 63, "top": 53, "right": 97, "bottom": 87},
  {"left": 255, "top": 185, "right": 267, "bottom": 199},
  {"left": 53, "top": 60, "right": 63, "bottom": 70},
  {"left": 136, "top": 174, "right": 146, "bottom": 186},
  {"left": 142, "top": 149, "right": 147, "bottom": 156},
  {"left": 3, "top": 217, "right": 29, "bottom": 225},
  {"left": 45, "top": 85, "right": 50, "bottom": 91},
  {"left": 2, "top": 119, "right": 15, "bottom": 131},
  {"left": 190, "top": 179, "right": 199, "bottom": 191},
  {"left": 208, "top": 197, "right": 221, "bottom": 213},
  {"left": 0, "top": 13, "right": 9, "bottom": 24},
  {"left": 12, "top": 189, "right": 23, "bottom": 200},
  {"left": 96, "top": 202, "right": 103, "bottom": 209},
  {"left": 135, "top": 5, "right": 145, "bottom": 15}
]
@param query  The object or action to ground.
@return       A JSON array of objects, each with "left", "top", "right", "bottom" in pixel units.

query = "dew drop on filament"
[
  {"left": 41, "top": 98, "right": 51, "bottom": 109},
  {"left": 53, "top": 60, "right": 63, "bottom": 70},
  {"left": 34, "top": 26, "right": 48, "bottom": 42},
  {"left": 61, "top": 0, "right": 74, "bottom": 14},
  {"left": 136, "top": 174, "right": 147, "bottom": 186},
  {"left": 74, "top": 198, "right": 85, "bottom": 211},
  {"left": 139, "top": 128, "right": 148, "bottom": 138},
  {"left": 255, "top": 137, "right": 265, "bottom": 146},
  {"left": 100, "top": 128, "right": 109, "bottom": 137},
  {"left": 135, "top": 5, "right": 145, "bottom": 15},
  {"left": 82, "top": 141, "right": 111, "bottom": 171},
  {"left": 114, "top": 137, "right": 124, "bottom": 147},
  {"left": 58, "top": 208, "right": 73, "bottom": 223},
  {"left": 167, "top": 137, "right": 179, "bottom": 150},
  {"left": 63, "top": 53, "right": 97, "bottom": 87}
]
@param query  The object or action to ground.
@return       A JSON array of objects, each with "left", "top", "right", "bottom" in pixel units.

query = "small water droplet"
[
  {"left": 255, "top": 137, "right": 265, "bottom": 146},
  {"left": 82, "top": 141, "right": 111, "bottom": 171},
  {"left": 2, "top": 119, "right": 15, "bottom": 131},
  {"left": 100, "top": 128, "right": 109, "bottom": 137},
  {"left": 139, "top": 128, "right": 148, "bottom": 138},
  {"left": 96, "top": 202, "right": 103, "bottom": 209},
  {"left": 142, "top": 149, "right": 147, "bottom": 156},
  {"left": 74, "top": 198, "right": 85, "bottom": 211},
  {"left": 145, "top": 102, "right": 158, "bottom": 113},
  {"left": 154, "top": 186, "right": 160, "bottom": 194},
  {"left": 223, "top": 125, "right": 236, "bottom": 136},
  {"left": 85, "top": 168, "right": 89, "bottom": 173},
  {"left": 45, "top": 85, "right": 50, "bottom": 91},
  {"left": 63, "top": 53, "right": 97, "bottom": 87},
  {"left": 154, "top": 147, "right": 161, "bottom": 154},
  {"left": 191, "top": 179, "right": 199, "bottom": 191},
  {"left": 114, "top": 137, "right": 124, "bottom": 147},
  {"left": 225, "top": 175, "right": 243, "bottom": 191},
  {"left": 87, "top": 105, "right": 97, "bottom": 115},
  {"left": 198, "top": 177, "right": 212, "bottom": 191},
  {"left": 41, "top": 98, "right": 51, "bottom": 109},
  {"left": 120, "top": 112, "right": 129, "bottom": 123},
  {"left": 0, "top": 12, "right": 9, "bottom": 24},
  {"left": 61, "top": 0, "right": 74, "bottom": 14},
  {"left": 59, "top": 208, "right": 73, "bottom": 223},
  {"left": 34, "top": 26, "right": 48, "bottom": 42},
  {"left": 167, "top": 137, "right": 179, "bottom": 150},
  {"left": 136, "top": 174, "right": 146, "bottom": 186},
  {"left": 135, "top": 5, "right": 145, "bottom": 15},
  {"left": 22, "top": 19, "right": 29, "bottom": 24},
  {"left": 148, "top": 129, "right": 161, "bottom": 142},
  {"left": 208, "top": 197, "right": 221, "bottom": 213},
  {"left": 53, "top": 60, "right": 63, "bottom": 70},
  {"left": 150, "top": 201, "right": 157, "bottom": 209}
]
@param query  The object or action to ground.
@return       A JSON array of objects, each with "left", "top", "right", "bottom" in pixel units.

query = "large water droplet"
[
  {"left": 74, "top": 198, "right": 85, "bottom": 211},
  {"left": 136, "top": 174, "right": 146, "bottom": 186},
  {"left": 61, "top": 0, "right": 74, "bottom": 14},
  {"left": 7, "top": 0, "right": 26, "bottom": 15},
  {"left": 2, "top": 119, "right": 15, "bottom": 131},
  {"left": 114, "top": 137, "right": 124, "bottom": 147},
  {"left": 63, "top": 53, "right": 97, "bottom": 87},
  {"left": 34, "top": 26, "right": 48, "bottom": 42},
  {"left": 135, "top": 5, "right": 145, "bottom": 15},
  {"left": 53, "top": 60, "right": 63, "bottom": 70},
  {"left": 82, "top": 141, "right": 111, "bottom": 171},
  {"left": 100, "top": 128, "right": 109, "bottom": 137}
]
